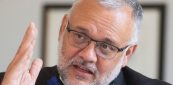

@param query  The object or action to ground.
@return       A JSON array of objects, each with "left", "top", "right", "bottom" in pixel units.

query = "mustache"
[{"left": 68, "top": 58, "right": 99, "bottom": 75}]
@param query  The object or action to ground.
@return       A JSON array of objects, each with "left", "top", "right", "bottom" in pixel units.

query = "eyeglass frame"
[{"left": 66, "top": 22, "right": 130, "bottom": 60}]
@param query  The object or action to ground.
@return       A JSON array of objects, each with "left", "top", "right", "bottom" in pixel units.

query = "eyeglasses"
[{"left": 66, "top": 23, "right": 129, "bottom": 60}]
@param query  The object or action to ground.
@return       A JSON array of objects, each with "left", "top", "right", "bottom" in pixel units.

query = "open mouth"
[{"left": 73, "top": 64, "right": 94, "bottom": 74}]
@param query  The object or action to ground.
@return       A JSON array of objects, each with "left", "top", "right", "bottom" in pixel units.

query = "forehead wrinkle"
[
  {"left": 84, "top": 5, "right": 125, "bottom": 30},
  {"left": 70, "top": 1, "right": 133, "bottom": 46},
  {"left": 80, "top": 18, "right": 121, "bottom": 48},
  {"left": 72, "top": 16, "right": 121, "bottom": 46},
  {"left": 90, "top": 10, "right": 123, "bottom": 29},
  {"left": 86, "top": 11, "right": 121, "bottom": 30},
  {"left": 85, "top": 12, "right": 123, "bottom": 41},
  {"left": 70, "top": 0, "right": 123, "bottom": 34}
]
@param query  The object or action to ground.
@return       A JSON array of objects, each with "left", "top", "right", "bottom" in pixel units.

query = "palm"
[{"left": 1, "top": 22, "right": 43, "bottom": 85}]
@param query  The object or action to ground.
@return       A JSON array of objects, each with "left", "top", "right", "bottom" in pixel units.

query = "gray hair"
[{"left": 68, "top": 0, "right": 143, "bottom": 45}]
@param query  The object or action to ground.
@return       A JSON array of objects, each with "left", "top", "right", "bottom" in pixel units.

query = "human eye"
[
  {"left": 77, "top": 34, "right": 84, "bottom": 39},
  {"left": 72, "top": 32, "right": 88, "bottom": 44},
  {"left": 99, "top": 43, "right": 116, "bottom": 52},
  {"left": 74, "top": 32, "right": 84, "bottom": 40}
]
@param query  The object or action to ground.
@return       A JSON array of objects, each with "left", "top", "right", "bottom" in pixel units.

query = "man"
[{"left": 0, "top": 0, "right": 171, "bottom": 85}]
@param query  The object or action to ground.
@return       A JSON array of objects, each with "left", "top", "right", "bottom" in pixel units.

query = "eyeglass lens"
[{"left": 68, "top": 30, "right": 118, "bottom": 59}]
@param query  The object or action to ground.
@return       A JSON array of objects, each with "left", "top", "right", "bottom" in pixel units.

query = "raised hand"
[{"left": 1, "top": 22, "right": 43, "bottom": 85}]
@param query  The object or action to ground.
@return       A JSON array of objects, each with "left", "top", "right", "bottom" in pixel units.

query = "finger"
[
  {"left": 2, "top": 22, "right": 37, "bottom": 85},
  {"left": 21, "top": 23, "right": 35, "bottom": 44},
  {"left": 4, "top": 45, "right": 33, "bottom": 80},
  {"left": 17, "top": 22, "right": 36, "bottom": 55},
  {"left": 23, "top": 28, "right": 37, "bottom": 70},
  {"left": 28, "top": 28, "right": 37, "bottom": 60},
  {"left": 22, "top": 28, "right": 37, "bottom": 72},
  {"left": 14, "top": 45, "right": 33, "bottom": 71},
  {"left": 30, "top": 58, "right": 43, "bottom": 84},
  {"left": 8, "top": 22, "right": 37, "bottom": 69}
]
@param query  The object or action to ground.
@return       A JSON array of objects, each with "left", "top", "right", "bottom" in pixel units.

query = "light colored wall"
[
  {"left": 0, "top": 0, "right": 73, "bottom": 72},
  {"left": 0, "top": 0, "right": 172, "bottom": 84},
  {"left": 138, "top": 0, "right": 173, "bottom": 83}
]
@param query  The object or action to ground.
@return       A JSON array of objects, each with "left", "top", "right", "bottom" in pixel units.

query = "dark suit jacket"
[{"left": 0, "top": 66, "right": 171, "bottom": 85}]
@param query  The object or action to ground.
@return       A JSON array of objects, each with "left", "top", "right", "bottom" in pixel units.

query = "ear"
[
  {"left": 122, "top": 43, "right": 138, "bottom": 67},
  {"left": 58, "top": 14, "right": 68, "bottom": 41}
]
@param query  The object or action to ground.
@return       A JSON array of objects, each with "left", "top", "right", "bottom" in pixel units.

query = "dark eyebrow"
[
  {"left": 75, "top": 26, "right": 89, "bottom": 33},
  {"left": 102, "top": 38, "right": 117, "bottom": 46}
]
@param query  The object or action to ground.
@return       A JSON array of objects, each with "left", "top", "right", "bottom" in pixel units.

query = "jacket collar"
[{"left": 109, "top": 70, "right": 127, "bottom": 85}]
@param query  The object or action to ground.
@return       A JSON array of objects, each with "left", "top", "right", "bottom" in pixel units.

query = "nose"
[{"left": 78, "top": 41, "right": 97, "bottom": 63}]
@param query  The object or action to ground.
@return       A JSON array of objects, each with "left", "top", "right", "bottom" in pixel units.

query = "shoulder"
[
  {"left": 122, "top": 66, "right": 171, "bottom": 85},
  {"left": 36, "top": 65, "right": 59, "bottom": 85}
]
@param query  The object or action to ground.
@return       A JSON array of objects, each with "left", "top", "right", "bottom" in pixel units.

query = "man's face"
[{"left": 57, "top": 0, "right": 134, "bottom": 85}]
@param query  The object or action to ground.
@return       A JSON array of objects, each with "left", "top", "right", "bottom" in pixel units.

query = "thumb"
[{"left": 29, "top": 58, "right": 43, "bottom": 84}]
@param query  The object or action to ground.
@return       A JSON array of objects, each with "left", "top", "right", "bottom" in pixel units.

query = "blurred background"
[{"left": 0, "top": 0, "right": 172, "bottom": 84}]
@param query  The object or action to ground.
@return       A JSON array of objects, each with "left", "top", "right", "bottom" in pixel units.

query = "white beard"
[{"left": 57, "top": 33, "right": 125, "bottom": 85}]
